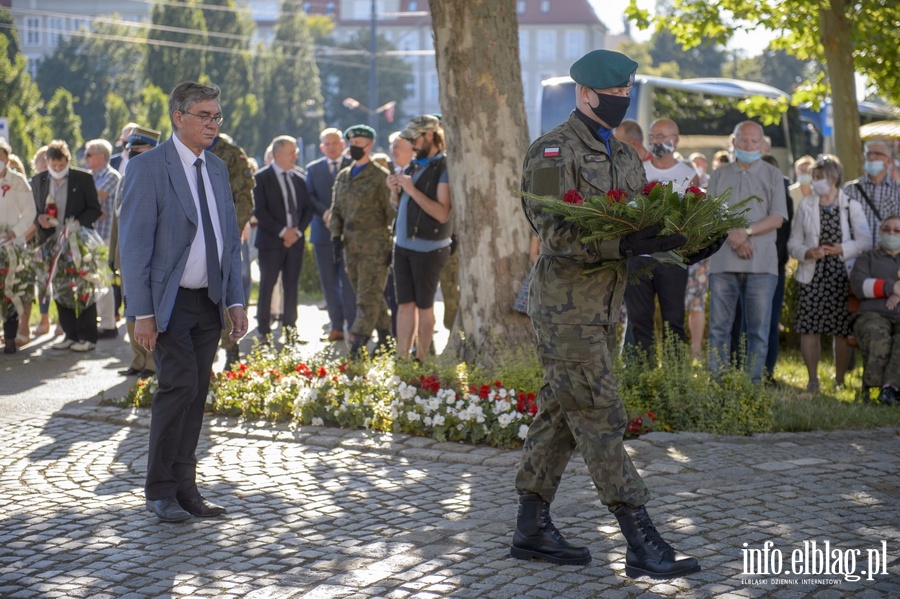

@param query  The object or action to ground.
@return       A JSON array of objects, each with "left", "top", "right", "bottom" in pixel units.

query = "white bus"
[{"left": 539, "top": 74, "right": 804, "bottom": 174}]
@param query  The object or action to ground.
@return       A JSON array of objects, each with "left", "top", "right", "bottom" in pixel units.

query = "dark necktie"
[
  {"left": 283, "top": 171, "right": 299, "bottom": 226},
  {"left": 193, "top": 158, "right": 223, "bottom": 304},
  {"left": 329, "top": 161, "right": 337, "bottom": 176}
]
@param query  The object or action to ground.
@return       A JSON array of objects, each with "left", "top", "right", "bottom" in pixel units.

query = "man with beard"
[{"left": 387, "top": 115, "right": 452, "bottom": 361}]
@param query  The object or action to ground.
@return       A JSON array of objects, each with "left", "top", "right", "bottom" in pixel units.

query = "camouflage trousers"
[
  {"left": 853, "top": 311, "right": 900, "bottom": 388},
  {"left": 515, "top": 320, "right": 650, "bottom": 508},
  {"left": 439, "top": 250, "right": 459, "bottom": 330},
  {"left": 344, "top": 238, "right": 392, "bottom": 338}
]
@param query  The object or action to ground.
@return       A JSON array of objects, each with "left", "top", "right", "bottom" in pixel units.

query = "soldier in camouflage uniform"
[
  {"left": 209, "top": 133, "right": 255, "bottom": 366},
  {"left": 511, "top": 49, "right": 707, "bottom": 580},
  {"left": 329, "top": 125, "right": 394, "bottom": 358},
  {"left": 849, "top": 215, "right": 900, "bottom": 405}
]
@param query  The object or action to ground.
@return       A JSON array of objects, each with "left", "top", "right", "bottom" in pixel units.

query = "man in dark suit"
[
  {"left": 119, "top": 81, "right": 247, "bottom": 522},
  {"left": 33, "top": 140, "right": 103, "bottom": 352},
  {"left": 305, "top": 128, "right": 354, "bottom": 342},
  {"left": 253, "top": 135, "right": 313, "bottom": 341}
]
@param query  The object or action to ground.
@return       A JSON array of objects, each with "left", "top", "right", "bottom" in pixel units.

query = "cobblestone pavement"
[
  {"left": 1, "top": 302, "right": 898, "bottom": 598},
  {"left": 0, "top": 405, "right": 897, "bottom": 598}
]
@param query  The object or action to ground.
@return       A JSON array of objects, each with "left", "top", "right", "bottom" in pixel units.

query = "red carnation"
[
  {"left": 606, "top": 189, "right": 627, "bottom": 203},
  {"left": 643, "top": 181, "right": 661, "bottom": 196},
  {"left": 563, "top": 189, "right": 584, "bottom": 205},
  {"left": 685, "top": 186, "right": 706, "bottom": 199}
]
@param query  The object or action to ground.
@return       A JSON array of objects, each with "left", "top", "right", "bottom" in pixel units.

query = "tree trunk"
[
  {"left": 429, "top": 0, "right": 534, "bottom": 365},
  {"left": 820, "top": 0, "right": 862, "bottom": 178}
]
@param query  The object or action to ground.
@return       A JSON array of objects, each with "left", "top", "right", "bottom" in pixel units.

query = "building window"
[
  {"left": 325, "top": 2, "right": 336, "bottom": 14},
  {"left": 407, "top": 71, "right": 420, "bottom": 103},
  {"left": 427, "top": 71, "right": 440, "bottom": 103},
  {"left": 47, "top": 17, "right": 64, "bottom": 46},
  {"left": 537, "top": 30, "right": 556, "bottom": 61},
  {"left": 565, "top": 29, "right": 585, "bottom": 60},
  {"left": 540, "top": 0, "right": 550, "bottom": 12},
  {"left": 72, "top": 18, "right": 91, "bottom": 33},
  {"left": 24, "top": 17, "right": 41, "bottom": 47},
  {"left": 26, "top": 56, "right": 40, "bottom": 79},
  {"left": 519, "top": 30, "right": 529, "bottom": 60},
  {"left": 517, "top": 1, "right": 526, "bottom": 14},
  {"left": 354, "top": 0, "right": 386, "bottom": 19},
  {"left": 302, "top": 2, "right": 311, "bottom": 12},
  {"left": 409, "top": 1, "right": 418, "bottom": 10}
]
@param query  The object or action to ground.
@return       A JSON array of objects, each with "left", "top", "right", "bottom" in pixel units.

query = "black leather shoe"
[
  {"left": 119, "top": 367, "right": 141, "bottom": 376},
  {"left": 146, "top": 498, "right": 192, "bottom": 522},
  {"left": 97, "top": 328, "right": 118, "bottom": 339},
  {"left": 178, "top": 495, "right": 227, "bottom": 518},
  {"left": 138, "top": 369, "right": 156, "bottom": 379}
]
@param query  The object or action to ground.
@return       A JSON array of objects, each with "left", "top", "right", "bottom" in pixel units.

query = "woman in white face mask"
[{"left": 788, "top": 154, "right": 872, "bottom": 394}]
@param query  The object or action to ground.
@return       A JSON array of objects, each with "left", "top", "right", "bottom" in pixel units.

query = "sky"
[{"left": 593, "top": 0, "right": 776, "bottom": 57}]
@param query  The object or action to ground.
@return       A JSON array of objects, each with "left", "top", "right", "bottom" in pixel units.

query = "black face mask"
[
  {"left": 588, "top": 90, "right": 630, "bottom": 128},
  {"left": 349, "top": 145, "right": 367, "bottom": 161}
]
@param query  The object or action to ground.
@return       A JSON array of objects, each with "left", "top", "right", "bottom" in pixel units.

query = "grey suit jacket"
[{"left": 118, "top": 137, "right": 243, "bottom": 332}]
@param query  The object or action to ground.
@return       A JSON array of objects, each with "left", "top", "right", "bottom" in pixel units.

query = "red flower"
[
  {"left": 642, "top": 181, "right": 661, "bottom": 196},
  {"left": 647, "top": 411, "right": 656, "bottom": 421},
  {"left": 338, "top": 362, "right": 348, "bottom": 374},
  {"left": 494, "top": 380, "right": 503, "bottom": 388},
  {"left": 295, "top": 363, "right": 313, "bottom": 377},
  {"left": 478, "top": 384, "right": 491, "bottom": 399},
  {"left": 606, "top": 189, "right": 627, "bottom": 203},
  {"left": 563, "top": 189, "right": 584, "bottom": 205},
  {"left": 685, "top": 186, "right": 706, "bottom": 199},
  {"left": 316, "top": 366, "right": 328, "bottom": 378}
]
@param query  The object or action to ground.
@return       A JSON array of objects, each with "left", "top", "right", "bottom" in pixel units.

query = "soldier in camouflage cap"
[
  {"left": 330, "top": 124, "right": 394, "bottom": 358},
  {"left": 511, "top": 49, "right": 702, "bottom": 580},
  {"left": 209, "top": 133, "right": 255, "bottom": 367}
]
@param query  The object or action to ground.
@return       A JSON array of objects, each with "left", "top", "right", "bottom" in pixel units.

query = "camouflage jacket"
[
  {"left": 522, "top": 110, "right": 646, "bottom": 325},
  {"left": 329, "top": 160, "right": 393, "bottom": 240},
  {"left": 209, "top": 135, "right": 255, "bottom": 231}
]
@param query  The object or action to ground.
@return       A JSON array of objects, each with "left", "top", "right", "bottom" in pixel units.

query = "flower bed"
[{"left": 119, "top": 336, "right": 774, "bottom": 448}]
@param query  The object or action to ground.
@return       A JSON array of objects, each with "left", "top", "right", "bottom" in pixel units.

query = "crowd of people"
[
  {"left": 0, "top": 107, "right": 460, "bottom": 370},
  {"left": 593, "top": 115, "right": 900, "bottom": 401}
]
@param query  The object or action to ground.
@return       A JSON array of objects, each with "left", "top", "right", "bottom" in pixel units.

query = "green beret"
[
  {"left": 344, "top": 124, "right": 376, "bottom": 140},
  {"left": 569, "top": 49, "right": 638, "bottom": 90}
]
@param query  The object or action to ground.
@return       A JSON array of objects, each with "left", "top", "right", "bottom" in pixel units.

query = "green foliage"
[
  {"left": 733, "top": 46, "right": 820, "bottom": 94},
  {"left": 616, "top": 335, "right": 774, "bottom": 435},
  {"left": 0, "top": 35, "right": 49, "bottom": 164},
  {"left": 298, "top": 235, "right": 321, "bottom": 296},
  {"left": 617, "top": 39, "right": 679, "bottom": 78},
  {"left": 36, "top": 21, "right": 147, "bottom": 141},
  {"left": 101, "top": 92, "right": 131, "bottom": 143},
  {"left": 317, "top": 29, "right": 414, "bottom": 144},
  {"left": 146, "top": 0, "right": 208, "bottom": 92},
  {"left": 647, "top": 29, "right": 726, "bottom": 79},
  {"left": 136, "top": 85, "right": 173, "bottom": 140},
  {"left": 254, "top": 0, "right": 325, "bottom": 154},
  {"left": 45, "top": 88, "right": 83, "bottom": 149},
  {"left": 0, "top": 7, "right": 20, "bottom": 61}
]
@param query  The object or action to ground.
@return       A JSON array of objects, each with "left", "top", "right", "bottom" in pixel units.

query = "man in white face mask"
[{"left": 843, "top": 141, "right": 900, "bottom": 249}]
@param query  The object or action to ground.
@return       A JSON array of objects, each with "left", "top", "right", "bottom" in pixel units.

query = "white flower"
[
  {"left": 494, "top": 399, "right": 512, "bottom": 413},
  {"left": 518, "top": 424, "right": 530, "bottom": 440},
  {"left": 498, "top": 412, "right": 514, "bottom": 427},
  {"left": 424, "top": 416, "right": 433, "bottom": 427},
  {"left": 432, "top": 414, "right": 445, "bottom": 426},
  {"left": 498, "top": 388, "right": 508, "bottom": 399},
  {"left": 311, "top": 417, "right": 324, "bottom": 427},
  {"left": 406, "top": 411, "right": 421, "bottom": 422}
]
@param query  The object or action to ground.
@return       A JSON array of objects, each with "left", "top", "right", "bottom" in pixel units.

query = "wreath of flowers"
[
  {"left": 0, "top": 239, "right": 42, "bottom": 320},
  {"left": 529, "top": 181, "right": 754, "bottom": 273},
  {"left": 46, "top": 219, "right": 111, "bottom": 316}
]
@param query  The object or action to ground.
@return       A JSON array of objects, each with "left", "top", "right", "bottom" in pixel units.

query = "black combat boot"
[
  {"left": 612, "top": 504, "right": 700, "bottom": 579},
  {"left": 509, "top": 493, "right": 592, "bottom": 565},
  {"left": 349, "top": 335, "right": 370, "bottom": 360}
]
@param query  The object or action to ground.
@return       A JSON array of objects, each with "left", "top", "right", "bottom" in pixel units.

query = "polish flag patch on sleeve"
[{"left": 543, "top": 147, "right": 560, "bottom": 157}]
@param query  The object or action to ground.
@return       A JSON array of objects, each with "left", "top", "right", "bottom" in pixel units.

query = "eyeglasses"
[{"left": 182, "top": 111, "right": 225, "bottom": 126}]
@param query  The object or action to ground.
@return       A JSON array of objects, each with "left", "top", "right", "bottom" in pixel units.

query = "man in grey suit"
[
  {"left": 305, "top": 128, "right": 354, "bottom": 342},
  {"left": 120, "top": 81, "right": 247, "bottom": 522}
]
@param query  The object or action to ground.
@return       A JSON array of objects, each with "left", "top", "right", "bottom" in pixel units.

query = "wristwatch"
[{"left": 745, "top": 226, "right": 753, "bottom": 237}]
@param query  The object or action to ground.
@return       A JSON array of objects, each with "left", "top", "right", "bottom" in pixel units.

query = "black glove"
[
  {"left": 332, "top": 237, "right": 344, "bottom": 263},
  {"left": 685, "top": 235, "right": 727, "bottom": 265},
  {"left": 619, "top": 225, "right": 687, "bottom": 258}
]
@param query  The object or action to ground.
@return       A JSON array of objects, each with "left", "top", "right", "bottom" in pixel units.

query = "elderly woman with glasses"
[
  {"left": 788, "top": 154, "right": 871, "bottom": 394},
  {"left": 849, "top": 215, "right": 900, "bottom": 404}
]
